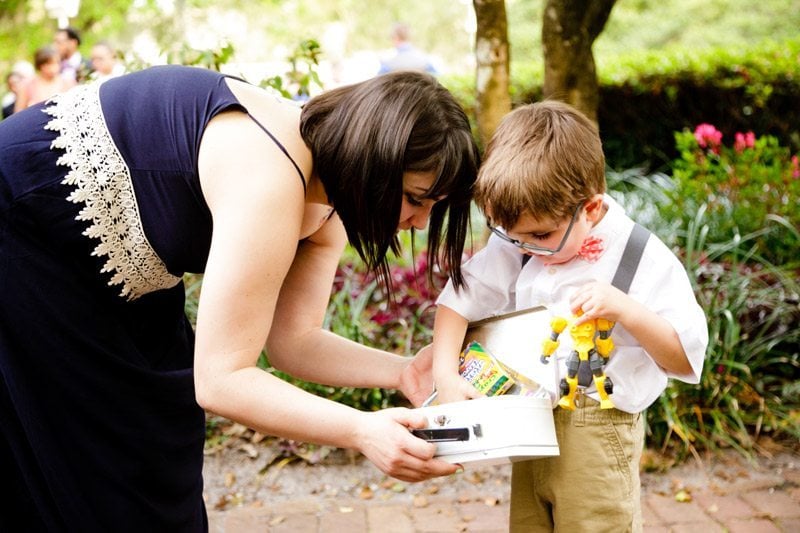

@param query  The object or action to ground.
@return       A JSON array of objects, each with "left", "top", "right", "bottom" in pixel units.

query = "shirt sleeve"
[
  {"left": 436, "top": 236, "right": 523, "bottom": 322},
  {"left": 633, "top": 238, "right": 709, "bottom": 384}
]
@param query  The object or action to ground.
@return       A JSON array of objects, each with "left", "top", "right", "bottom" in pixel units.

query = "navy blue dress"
[{"left": 0, "top": 66, "right": 303, "bottom": 531}]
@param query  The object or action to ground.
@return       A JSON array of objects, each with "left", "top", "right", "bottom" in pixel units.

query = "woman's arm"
[
  {"left": 265, "top": 211, "right": 441, "bottom": 406},
  {"left": 193, "top": 110, "right": 308, "bottom": 413},
  {"left": 265, "top": 214, "right": 409, "bottom": 386}
]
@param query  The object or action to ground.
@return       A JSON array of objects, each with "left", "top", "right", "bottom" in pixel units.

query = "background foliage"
[
  {"left": 447, "top": 37, "right": 800, "bottom": 171},
  {"left": 661, "top": 124, "right": 800, "bottom": 265},
  {"left": 3, "top": 0, "right": 800, "bottom": 81},
  {"left": 607, "top": 165, "right": 799, "bottom": 459},
  {"left": 3, "top": 0, "right": 797, "bottom": 460}
]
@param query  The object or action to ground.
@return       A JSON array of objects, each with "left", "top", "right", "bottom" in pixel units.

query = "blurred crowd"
[
  {"left": 2, "top": 26, "right": 125, "bottom": 120},
  {"left": 2, "top": 21, "right": 439, "bottom": 119}
]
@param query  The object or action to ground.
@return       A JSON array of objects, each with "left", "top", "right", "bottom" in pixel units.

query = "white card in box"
[{"left": 413, "top": 395, "right": 558, "bottom": 466}]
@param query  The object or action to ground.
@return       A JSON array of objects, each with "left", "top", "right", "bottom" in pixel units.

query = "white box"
[
  {"left": 414, "top": 306, "right": 560, "bottom": 466},
  {"left": 414, "top": 395, "right": 558, "bottom": 466}
]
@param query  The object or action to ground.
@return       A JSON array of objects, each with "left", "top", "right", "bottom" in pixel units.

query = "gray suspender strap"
[
  {"left": 577, "top": 222, "right": 650, "bottom": 387},
  {"left": 611, "top": 223, "right": 650, "bottom": 293}
]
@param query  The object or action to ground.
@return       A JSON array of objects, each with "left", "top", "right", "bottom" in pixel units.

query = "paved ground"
[{"left": 206, "top": 448, "right": 800, "bottom": 532}]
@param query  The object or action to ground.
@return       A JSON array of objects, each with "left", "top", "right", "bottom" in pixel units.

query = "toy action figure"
[{"left": 540, "top": 311, "right": 615, "bottom": 409}]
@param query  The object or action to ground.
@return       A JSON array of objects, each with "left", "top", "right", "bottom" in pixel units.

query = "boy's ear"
[{"left": 584, "top": 194, "right": 605, "bottom": 222}]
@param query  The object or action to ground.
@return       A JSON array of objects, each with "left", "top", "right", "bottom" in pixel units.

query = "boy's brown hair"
[{"left": 474, "top": 100, "right": 606, "bottom": 229}]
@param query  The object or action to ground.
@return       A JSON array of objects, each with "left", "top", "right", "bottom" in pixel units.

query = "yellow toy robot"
[{"left": 540, "top": 311, "right": 615, "bottom": 410}]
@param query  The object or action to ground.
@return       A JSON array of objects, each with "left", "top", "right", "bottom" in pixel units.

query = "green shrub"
[
  {"left": 647, "top": 208, "right": 800, "bottom": 458},
  {"left": 609, "top": 168, "right": 800, "bottom": 459},
  {"left": 595, "top": 38, "right": 800, "bottom": 170},
  {"left": 443, "top": 38, "right": 800, "bottom": 171},
  {"left": 659, "top": 124, "right": 800, "bottom": 266},
  {"left": 164, "top": 40, "right": 236, "bottom": 72},
  {"left": 259, "top": 39, "right": 323, "bottom": 100}
]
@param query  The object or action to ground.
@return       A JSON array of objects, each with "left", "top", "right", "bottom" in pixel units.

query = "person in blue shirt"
[{"left": 378, "top": 22, "right": 438, "bottom": 75}]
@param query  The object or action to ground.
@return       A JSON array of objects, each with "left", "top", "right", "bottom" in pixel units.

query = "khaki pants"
[{"left": 510, "top": 394, "right": 644, "bottom": 533}]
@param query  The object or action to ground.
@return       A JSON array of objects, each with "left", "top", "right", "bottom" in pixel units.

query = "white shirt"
[
  {"left": 437, "top": 195, "right": 708, "bottom": 413},
  {"left": 90, "top": 64, "right": 126, "bottom": 84}
]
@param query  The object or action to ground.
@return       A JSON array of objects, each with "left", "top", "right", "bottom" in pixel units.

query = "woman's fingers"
[{"left": 357, "top": 408, "right": 459, "bottom": 481}]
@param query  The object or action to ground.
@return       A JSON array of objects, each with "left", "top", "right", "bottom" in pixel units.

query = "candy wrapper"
[
  {"left": 458, "top": 341, "right": 515, "bottom": 396},
  {"left": 458, "top": 340, "right": 543, "bottom": 397}
]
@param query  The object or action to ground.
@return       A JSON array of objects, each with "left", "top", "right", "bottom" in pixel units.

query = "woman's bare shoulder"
[
  {"left": 198, "top": 110, "right": 306, "bottom": 218},
  {"left": 224, "top": 79, "right": 309, "bottom": 159}
]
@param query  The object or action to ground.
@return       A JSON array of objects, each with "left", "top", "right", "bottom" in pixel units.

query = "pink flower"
[
  {"left": 734, "top": 131, "right": 756, "bottom": 152},
  {"left": 694, "top": 123, "right": 723, "bottom": 150},
  {"left": 371, "top": 311, "right": 393, "bottom": 326},
  {"left": 792, "top": 155, "right": 800, "bottom": 179}
]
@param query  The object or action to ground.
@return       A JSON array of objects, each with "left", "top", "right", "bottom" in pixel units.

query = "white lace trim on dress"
[{"left": 43, "top": 83, "right": 181, "bottom": 300}]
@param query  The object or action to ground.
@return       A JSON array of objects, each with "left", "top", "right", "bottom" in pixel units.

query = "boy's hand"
[
  {"left": 434, "top": 372, "right": 484, "bottom": 404},
  {"left": 570, "top": 281, "right": 693, "bottom": 376},
  {"left": 570, "top": 281, "right": 631, "bottom": 325}
]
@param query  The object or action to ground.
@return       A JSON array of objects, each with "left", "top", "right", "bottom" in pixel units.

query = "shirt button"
[{"left": 548, "top": 267, "right": 558, "bottom": 275}]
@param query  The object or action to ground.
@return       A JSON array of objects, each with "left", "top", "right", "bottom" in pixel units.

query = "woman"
[{"left": 0, "top": 65, "right": 479, "bottom": 530}]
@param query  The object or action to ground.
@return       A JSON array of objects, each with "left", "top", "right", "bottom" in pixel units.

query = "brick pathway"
[{"left": 207, "top": 450, "right": 800, "bottom": 532}]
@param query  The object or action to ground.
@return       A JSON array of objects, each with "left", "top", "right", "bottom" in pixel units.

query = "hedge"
[{"left": 443, "top": 38, "right": 800, "bottom": 171}]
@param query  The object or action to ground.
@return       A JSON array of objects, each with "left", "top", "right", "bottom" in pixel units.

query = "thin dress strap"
[{"left": 245, "top": 113, "right": 307, "bottom": 194}]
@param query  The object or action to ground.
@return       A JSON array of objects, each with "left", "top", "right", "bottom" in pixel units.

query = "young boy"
[{"left": 431, "top": 101, "right": 708, "bottom": 531}]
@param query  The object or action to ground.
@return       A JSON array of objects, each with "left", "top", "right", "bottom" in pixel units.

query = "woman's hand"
[
  {"left": 400, "top": 344, "right": 482, "bottom": 406},
  {"left": 354, "top": 407, "right": 459, "bottom": 482},
  {"left": 398, "top": 345, "right": 436, "bottom": 407}
]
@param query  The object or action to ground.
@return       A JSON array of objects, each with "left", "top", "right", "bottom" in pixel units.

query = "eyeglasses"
[{"left": 487, "top": 203, "right": 583, "bottom": 256}]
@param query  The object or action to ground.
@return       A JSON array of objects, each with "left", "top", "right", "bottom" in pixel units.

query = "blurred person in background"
[
  {"left": 378, "top": 22, "right": 438, "bottom": 75},
  {"left": 90, "top": 41, "right": 125, "bottom": 83},
  {"left": 2, "top": 61, "right": 34, "bottom": 119},
  {"left": 54, "top": 26, "right": 92, "bottom": 83},
  {"left": 13, "top": 46, "right": 75, "bottom": 112}
]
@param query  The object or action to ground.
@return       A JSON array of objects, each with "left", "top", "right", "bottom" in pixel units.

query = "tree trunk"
[
  {"left": 473, "top": 0, "right": 511, "bottom": 148},
  {"left": 542, "top": 0, "right": 616, "bottom": 124}
]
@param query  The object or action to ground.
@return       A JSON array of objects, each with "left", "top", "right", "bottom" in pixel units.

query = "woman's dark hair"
[{"left": 300, "top": 71, "right": 479, "bottom": 288}]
